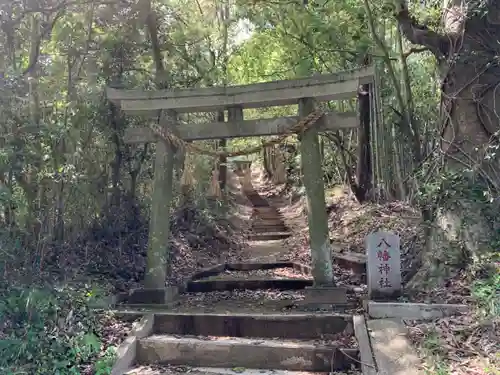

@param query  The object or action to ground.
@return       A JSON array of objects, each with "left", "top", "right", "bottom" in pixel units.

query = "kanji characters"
[
  {"left": 377, "top": 249, "right": 391, "bottom": 262},
  {"left": 377, "top": 238, "right": 391, "bottom": 248},
  {"left": 378, "top": 263, "right": 391, "bottom": 275},
  {"left": 378, "top": 277, "right": 392, "bottom": 288}
]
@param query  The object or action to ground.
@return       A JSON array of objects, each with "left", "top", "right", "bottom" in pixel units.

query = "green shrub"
[{"left": 0, "top": 285, "right": 115, "bottom": 375}]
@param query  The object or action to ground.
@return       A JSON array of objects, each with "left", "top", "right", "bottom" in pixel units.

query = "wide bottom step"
[
  {"left": 137, "top": 335, "right": 357, "bottom": 371},
  {"left": 125, "top": 366, "right": 349, "bottom": 375}
]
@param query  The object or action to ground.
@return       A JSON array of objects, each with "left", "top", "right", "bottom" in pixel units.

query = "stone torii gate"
[{"left": 106, "top": 66, "right": 375, "bottom": 289}]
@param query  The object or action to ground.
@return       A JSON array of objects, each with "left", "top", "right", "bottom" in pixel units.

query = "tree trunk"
[
  {"left": 396, "top": 0, "right": 500, "bottom": 286},
  {"left": 355, "top": 82, "right": 372, "bottom": 202}
]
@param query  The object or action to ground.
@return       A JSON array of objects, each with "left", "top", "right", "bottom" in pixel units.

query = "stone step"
[
  {"left": 252, "top": 210, "right": 283, "bottom": 216},
  {"left": 251, "top": 220, "right": 286, "bottom": 226},
  {"left": 248, "top": 232, "right": 291, "bottom": 241},
  {"left": 251, "top": 226, "right": 289, "bottom": 233},
  {"left": 153, "top": 312, "right": 352, "bottom": 339},
  {"left": 251, "top": 216, "right": 285, "bottom": 222},
  {"left": 136, "top": 335, "right": 357, "bottom": 371},
  {"left": 252, "top": 207, "right": 282, "bottom": 214},
  {"left": 186, "top": 278, "right": 312, "bottom": 293},
  {"left": 125, "top": 367, "right": 334, "bottom": 375},
  {"left": 251, "top": 217, "right": 286, "bottom": 224}
]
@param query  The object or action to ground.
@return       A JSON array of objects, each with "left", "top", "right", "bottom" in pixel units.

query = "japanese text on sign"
[
  {"left": 376, "top": 237, "right": 393, "bottom": 288},
  {"left": 366, "top": 231, "right": 401, "bottom": 297}
]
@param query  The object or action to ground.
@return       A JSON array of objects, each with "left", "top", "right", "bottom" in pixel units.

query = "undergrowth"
[
  {"left": 0, "top": 193, "right": 240, "bottom": 374},
  {"left": 472, "top": 272, "right": 500, "bottom": 318},
  {"left": 0, "top": 284, "right": 120, "bottom": 375}
]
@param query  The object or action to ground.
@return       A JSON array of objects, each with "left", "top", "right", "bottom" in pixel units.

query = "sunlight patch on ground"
[{"left": 325, "top": 185, "right": 347, "bottom": 198}]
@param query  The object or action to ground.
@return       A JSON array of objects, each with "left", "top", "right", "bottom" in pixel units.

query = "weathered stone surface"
[
  {"left": 332, "top": 250, "right": 366, "bottom": 275},
  {"left": 107, "top": 66, "right": 374, "bottom": 112},
  {"left": 366, "top": 231, "right": 401, "bottom": 298},
  {"left": 186, "top": 278, "right": 312, "bottom": 293},
  {"left": 299, "top": 98, "right": 334, "bottom": 286},
  {"left": 153, "top": 312, "right": 351, "bottom": 339},
  {"left": 367, "top": 301, "right": 469, "bottom": 320},
  {"left": 111, "top": 314, "right": 154, "bottom": 375},
  {"left": 303, "top": 286, "right": 348, "bottom": 305},
  {"left": 125, "top": 367, "right": 346, "bottom": 375},
  {"left": 248, "top": 232, "right": 292, "bottom": 241},
  {"left": 353, "top": 315, "right": 376, "bottom": 375},
  {"left": 124, "top": 112, "right": 358, "bottom": 142},
  {"left": 136, "top": 335, "right": 351, "bottom": 371},
  {"left": 367, "top": 319, "right": 424, "bottom": 375}
]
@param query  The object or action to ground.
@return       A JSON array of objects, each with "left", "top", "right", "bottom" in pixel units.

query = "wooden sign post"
[{"left": 366, "top": 231, "right": 401, "bottom": 299}]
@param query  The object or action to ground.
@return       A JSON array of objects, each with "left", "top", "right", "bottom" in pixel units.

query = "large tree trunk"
[{"left": 396, "top": 0, "right": 500, "bottom": 286}]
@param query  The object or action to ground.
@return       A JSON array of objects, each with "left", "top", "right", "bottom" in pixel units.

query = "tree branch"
[
  {"left": 395, "top": 4, "right": 450, "bottom": 59},
  {"left": 403, "top": 46, "right": 429, "bottom": 59},
  {"left": 22, "top": 8, "right": 65, "bottom": 76}
]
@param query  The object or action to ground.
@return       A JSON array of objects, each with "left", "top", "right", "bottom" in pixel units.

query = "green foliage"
[
  {"left": 472, "top": 273, "right": 500, "bottom": 318},
  {"left": 420, "top": 330, "right": 451, "bottom": 375},
  {"left": 0, "top": 285, "right": 115, "bottom": 375}
]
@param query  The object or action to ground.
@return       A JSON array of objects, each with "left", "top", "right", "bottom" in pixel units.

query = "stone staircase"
[
  {"left": 122, "top": 311, "right": 359, "bottom": 375},
  {"left": 116, "top": 168, "right": 358, "bottom": 374},
  {"left": 244, "top": 185, "right": 291, "bottom": 242}
]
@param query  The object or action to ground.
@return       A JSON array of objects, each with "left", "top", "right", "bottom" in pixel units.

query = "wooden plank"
[
  {"left": 107, "top": 66, "right": 374, "bottom": 101},
  {"left": 367, "top": 319, "right": 425, "bottom": 375},
  {"left": 123, "top": 112, "right": 357, "bottom": 143},
  {"left": 367, "top": 301, "right": 469, "bottom": 320},
  {"left": 298, "top": 98, "right": 334, "bottom": 285},
  {"left": 353, "top": 315, "right": 377, "bottom": 375}
]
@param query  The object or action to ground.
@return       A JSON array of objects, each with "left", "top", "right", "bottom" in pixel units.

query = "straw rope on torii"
[{"left": 149, "top": 109, "right": 326, "bottom": 158}]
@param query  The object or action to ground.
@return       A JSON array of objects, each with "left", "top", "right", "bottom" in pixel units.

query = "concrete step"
[
  {"left": 248, "top": 232, "right": 291, "bottom": 241},
  {"left": 136, "top": 335, "right": 356, "bottom": 371},
  {"left": 186, "top": 278, "right": 312, "bottom": 292},
  {"left": 251, "top": 221, "right": 286, "bottom": 227},
  {"left": 251, "top": 226, "right": 289, "bottom": 233},
  {"left": 251, "top": 220, "right": 285, "bottom": 224},
  {"left": 153, "top": 312, "right": 352, "bottom": 339},
  {"left": 251, "top": 218, "right": 286, "bottom": 224},
  {"left": 252, "top": 207, "right": 282, "bottom": 214},
  {"left": 252, "top": 211, "right": 283, "bottom": 217},
  {"left": 251, "top": 216, "right": 285, "bottom": 222},
  {"left": 125, "top": 367, "right": 336, "bottom": 375}
]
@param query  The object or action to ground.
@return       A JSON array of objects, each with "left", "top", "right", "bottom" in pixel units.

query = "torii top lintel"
[{"left": 106, "top": 66, "right": 374, "bottom": 113}]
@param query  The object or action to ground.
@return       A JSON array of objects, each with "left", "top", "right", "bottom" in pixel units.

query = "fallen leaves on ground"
[
  {"left": 406, "top": 312, "right": 499, "bottom": 375},
  {"left": 203, "top": 268, "right": 312, "bottom": 280}
]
